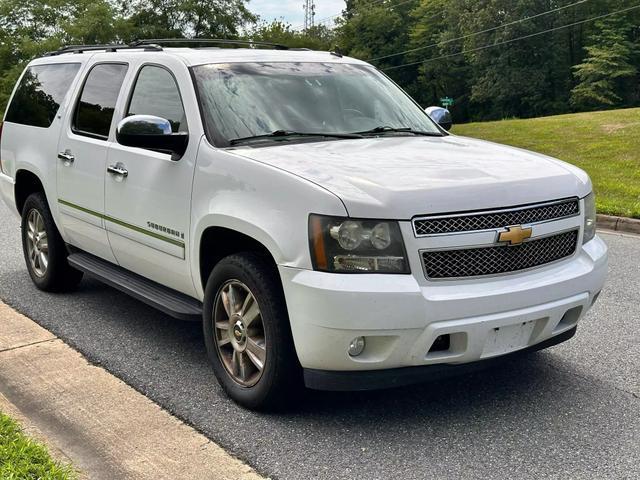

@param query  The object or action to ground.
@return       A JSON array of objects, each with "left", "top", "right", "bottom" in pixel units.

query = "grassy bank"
[
  {"left": 454, "top": 107, "right": 640, "bottom": 219},
  {"left": 0, "top": 411, "right": 76, "bottom": 479}
]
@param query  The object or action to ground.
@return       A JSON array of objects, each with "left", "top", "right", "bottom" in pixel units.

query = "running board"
[{"left": 67, "top": 253, "right": 202, "bottom": 322}]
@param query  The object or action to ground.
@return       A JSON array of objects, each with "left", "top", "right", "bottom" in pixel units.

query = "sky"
[{"left": 249, "top": 0, "right": 346, "bottom": 29}]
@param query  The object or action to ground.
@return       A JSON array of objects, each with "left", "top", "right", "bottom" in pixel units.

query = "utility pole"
[{"left": 303, "top": 0, "right": 316, "bottom": 31}]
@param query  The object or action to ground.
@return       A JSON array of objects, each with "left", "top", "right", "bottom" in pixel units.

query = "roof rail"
[
  {"left": 44, "top": 43, "right": 163, "bottom": 56},
  {"left": 129, "top": 38, "right": 290, "bottom": 50}
]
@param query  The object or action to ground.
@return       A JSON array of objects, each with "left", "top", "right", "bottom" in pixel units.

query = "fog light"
[{"left": 348, "top": 336, "right": 366, "bottom": 356}]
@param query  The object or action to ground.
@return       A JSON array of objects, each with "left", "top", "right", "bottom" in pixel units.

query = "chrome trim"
[
  {"left": 419, "top": 227, "right": 578, "bottom": 252},
  {"left": 107, "top": 163, "right": 128, "bottom": 178},
  {"left": 412, "top": 197, "right": 580, "bottom": 238},
  {"left": 57, "top": 151, "right": 75, "bottom": 164},
  {"left": 419, "top": 228, "right": 580, "bottom": 281}
]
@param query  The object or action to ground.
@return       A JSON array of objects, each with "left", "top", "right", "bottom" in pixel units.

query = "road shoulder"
[{"left": 0, "top": 301, "right": 265, "bottom": 480}]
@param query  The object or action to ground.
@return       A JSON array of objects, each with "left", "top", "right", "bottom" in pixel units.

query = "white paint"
[{"left": 0, "top": 47, "right": 608, "bottom": 376}]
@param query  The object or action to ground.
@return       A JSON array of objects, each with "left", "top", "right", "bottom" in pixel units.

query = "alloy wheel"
[
  {"left": 213, "top": 280, "right": 267, "bottom": 387},
  {"left": 25, "top": 209, "right": 48, "bottom": 278}
]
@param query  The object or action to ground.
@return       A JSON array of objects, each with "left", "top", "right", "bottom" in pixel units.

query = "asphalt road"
[{"left": 0, "top": 200, "right": 638, "bottom": 480}]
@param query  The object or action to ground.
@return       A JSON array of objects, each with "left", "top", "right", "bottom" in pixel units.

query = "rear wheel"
[
  {"left": 203, "top": 252, "right": 301, "bottom": 410},
  {"left": 21, "top": 193, "right": 83, "bottom": 292}
]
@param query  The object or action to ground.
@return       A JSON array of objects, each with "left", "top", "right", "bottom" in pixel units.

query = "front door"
[
  {"left": 105, "top": 62, "right": 197, "bottom": 296},
  {"left": 57, "top": 62, "right": 129, "bottom": 262}
]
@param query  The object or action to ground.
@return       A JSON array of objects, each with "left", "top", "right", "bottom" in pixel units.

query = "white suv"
[{"left": 0, "top": 40, "right": 608, "bottom": 410}]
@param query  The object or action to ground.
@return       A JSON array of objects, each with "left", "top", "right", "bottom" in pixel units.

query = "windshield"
[{"left": 191, "top": 62, "right": 443, "bottom": 146}]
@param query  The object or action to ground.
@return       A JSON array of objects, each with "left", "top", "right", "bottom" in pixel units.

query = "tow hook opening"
[
  {"left": 428, "top": 334, "right": 451, "bottom": 353},
  {"left": 554, "top": 306, "right": 583, "bottom": 333}
]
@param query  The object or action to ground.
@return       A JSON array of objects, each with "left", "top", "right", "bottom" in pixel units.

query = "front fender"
[{"left": 190, "top": 139, "right": 347, "bottom": 299}]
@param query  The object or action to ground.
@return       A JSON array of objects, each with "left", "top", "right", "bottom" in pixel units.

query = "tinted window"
[
  {"left": 5, "top": 63, "right": 81, "bottom": 128},
  {"left": 74, "top": 64, "right": 128, "bottom": 138},
  {"left": 127, "top": 66, "right": 186, "bottom": 133}
]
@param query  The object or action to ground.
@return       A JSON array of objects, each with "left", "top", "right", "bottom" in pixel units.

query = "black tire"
[
  {"left": 203, "top": 252, "right": 302, "bottom": 411},
  {"left": 21, "top": 193, "right": 83, "bottom": 292}
]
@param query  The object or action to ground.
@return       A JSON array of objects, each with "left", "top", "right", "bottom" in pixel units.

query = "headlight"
[
  {"left": 583, "top": 192, "right": 596, "bottom": 244},
  {"left": 309, "top": 215, "right": 410, "bottom": 273}
]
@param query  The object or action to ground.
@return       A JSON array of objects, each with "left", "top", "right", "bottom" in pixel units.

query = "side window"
[
  {"left": 127, "top": 65, "right": 187, "bottom": 133},
  {"left": 5, "top": 63, "right": 81, "bottom": 128},
  {"left": 73, "top": 63, "right": 128, "bottom": 139}
]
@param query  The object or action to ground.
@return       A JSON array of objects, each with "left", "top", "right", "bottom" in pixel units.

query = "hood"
[{"left": 230, "top": 135, "right": 591, "bottom": 219}]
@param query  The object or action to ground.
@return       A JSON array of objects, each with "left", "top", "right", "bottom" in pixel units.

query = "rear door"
[
  {"left": 56, "top": 61, "right": 129, "bottom": 261},
  {"left": 104, "top": 59, "right": 198, "bottom": 296},
  {"left": 1, "top": 62, "right": 82, "bottom": 213}
]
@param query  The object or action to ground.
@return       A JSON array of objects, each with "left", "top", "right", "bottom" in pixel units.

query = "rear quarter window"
[{"left": 4, "top": 63, "right": 81, "bottom": 128}]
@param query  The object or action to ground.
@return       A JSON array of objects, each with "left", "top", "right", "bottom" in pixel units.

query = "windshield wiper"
[
  {"left": 229, "top": 130, "right": 363, "bottom": 145},
  {"left": 353, "top": 126, "right": 444, "bottom": 137}
]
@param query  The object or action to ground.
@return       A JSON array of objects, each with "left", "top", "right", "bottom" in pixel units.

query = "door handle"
[
  {"left": 57, "top": 151, "right": 75, "bottom": 164},
  {"left": 107, "top": 164, "right": 128, "bottom": 178}
]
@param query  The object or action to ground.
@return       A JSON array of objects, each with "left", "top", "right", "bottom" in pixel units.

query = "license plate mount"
[{"left": 481, "top": 320, "right": 537, "bottom": 358}]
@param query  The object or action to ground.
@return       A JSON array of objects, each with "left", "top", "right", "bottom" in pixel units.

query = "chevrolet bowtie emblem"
[{"left": 498, "top": 225, "right": 532, "bottom": 246}]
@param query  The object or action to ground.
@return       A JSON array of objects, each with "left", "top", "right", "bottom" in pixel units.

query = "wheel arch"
[
  {"left": 197, "top": 223, "right": 283, "bottom": 294},
  {"left": 14, "top": 169, "right": 46, "bottom": 215}
]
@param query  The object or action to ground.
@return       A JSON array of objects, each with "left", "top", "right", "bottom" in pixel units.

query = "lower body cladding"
[{"left": 279, "top": 236, "right": 608, "bottom": 391}]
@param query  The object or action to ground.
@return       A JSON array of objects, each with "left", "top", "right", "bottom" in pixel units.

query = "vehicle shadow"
[{"left": 292, "top": 350, "right": 562, "bottom": 417}]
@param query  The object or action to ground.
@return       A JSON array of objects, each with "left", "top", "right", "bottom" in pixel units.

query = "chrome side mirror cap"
[
  {"left": 426, "top": 106, "right": 452, "bottom": 131},
  {"left": 116, "top": 115, "right": 188, "bottom": 160}
]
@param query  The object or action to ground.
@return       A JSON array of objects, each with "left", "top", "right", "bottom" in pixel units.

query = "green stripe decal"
[
  {"left": 58, "top": 199, "right": 185, "bottom": 248},
  {"left": 58, "top": 199, "right": 101, "bottom": 218}
]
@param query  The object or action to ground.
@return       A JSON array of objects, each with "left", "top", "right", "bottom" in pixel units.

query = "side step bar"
[{"left": 68, "top": 253, "right": 203, "bottom": 322}]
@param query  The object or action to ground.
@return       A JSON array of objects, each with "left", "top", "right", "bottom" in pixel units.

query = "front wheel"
[{"left": 203, "top": 252, "right": 301, "bottom": 410}]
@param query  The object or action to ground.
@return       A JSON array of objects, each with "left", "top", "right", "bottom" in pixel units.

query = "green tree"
[
  {"left": 405, "top": 0, "right": 471, "bottom": 116},
  {"left": 337, "top": 0, "right": 420, "bottom": 103},
  {"left": 336, "top": 0, "right": 640, "bottom": 121},
  {"left": 571, "top": 16, "right": 638, "bottom": 108},
  {"left": 124, "top": 0, "right": 256, "bottom": 39},
  {"left": 248, "top": 20, "right": 335, "bottom": 50},
  {"left": 2, "top": 0, "right": 640, "bottom": 120},
  {"left": 457, "top": 0, "right": 570, "bottom": 120},
  {"left": 337, "top": 0, "right": 417, "bottom": 64},
  {"left": 0, "top": 0, "right": 257, "bottom": 111},
  {"left": 0, "top": 0, "right": 125, "bottom": 110}
]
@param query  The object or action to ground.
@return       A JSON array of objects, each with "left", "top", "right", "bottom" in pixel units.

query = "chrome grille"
[
  {"left": 413, "top": 198, "right": 579, "bottom": 236},
  {"left": 421, "top": 230, "right": 579, "bottom": 279}
]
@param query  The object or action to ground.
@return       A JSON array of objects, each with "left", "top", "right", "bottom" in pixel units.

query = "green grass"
[
  {"left": 0, "top": 411, "right": 76, "bottom": 480},
  {"left": 453, "top": 107, "right": 640, "bottom": 219}
]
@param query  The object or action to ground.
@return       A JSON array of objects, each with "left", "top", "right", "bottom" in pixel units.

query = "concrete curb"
[
  {"left": 597, "top": 214, "right": 640, "bottom": 235},
  {"left": 0, "top": 301, "right": 267, "bottom": 480},
  {"left": 0, "top": 392, "right": 82, "bottom": 477}
]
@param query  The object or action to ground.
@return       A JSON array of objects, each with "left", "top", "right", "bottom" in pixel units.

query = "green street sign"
[{"left": 440, "top": 97, "right": 454, "bottom": 107}]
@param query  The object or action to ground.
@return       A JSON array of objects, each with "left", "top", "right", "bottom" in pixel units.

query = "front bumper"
[
  {"left": 279, "top": 235, "right": 607, "bottom": 381},
  {"left": 304, "top": 326, "right": 576, "bottom": 391}
]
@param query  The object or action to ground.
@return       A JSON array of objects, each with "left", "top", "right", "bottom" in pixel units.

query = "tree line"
[
  {"left": 334, "top": 0, "right": 640, "bottom": 122},
  {"left": 1, "top": 0, "right": 638, "bottom": 123}
]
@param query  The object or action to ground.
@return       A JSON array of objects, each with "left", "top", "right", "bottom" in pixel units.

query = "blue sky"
[{"left": 249, "top": 0, "right": 346, "bottom": 28}]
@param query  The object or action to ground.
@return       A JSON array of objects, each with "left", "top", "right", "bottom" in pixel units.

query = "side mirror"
[
  {"left": 116, "top": 115, "right": 188, "bottom": 160},
  {"left": 425, "top": 106, "right": 452, "bottom": 131}
]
